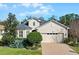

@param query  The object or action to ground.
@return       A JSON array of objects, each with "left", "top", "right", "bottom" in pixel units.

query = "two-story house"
[{"left": 16, "top": 18, "right": 69, "bottom": 43}]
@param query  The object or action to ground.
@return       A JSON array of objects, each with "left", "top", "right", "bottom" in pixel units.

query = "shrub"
[
  {"left": 9, "top": 38, "right": 26, "bottom": 48},
  {"left": 63, "top": 38, "right": 71, "bottom": 44},
  {"left": 63, "top": 37, "right": 79, "bottom": 47},
  {"left": 27, "top": 32, "right": 42, "bottom": 46},
  {"left": 0, "top": 41, "right": 3, "bottom": 46},
  {"left": 2, "top": 34, "right": 15, "bottom": 46},
  {"left": 23, "top": 39, "right": 33, "bottom": 48}
]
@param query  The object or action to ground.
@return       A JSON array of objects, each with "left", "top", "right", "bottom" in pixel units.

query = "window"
[
  {"left": 53, "top": 33, "right": 58, "bottom": 35},
  {"left": 33, "top": 22, "right": 35, "bottom": 26},
  {"left": 19, "top": 30, "right": 23, "bottom": 37},
  {"left": 47, "top": 33, "right": 52, "bottom": 35}
]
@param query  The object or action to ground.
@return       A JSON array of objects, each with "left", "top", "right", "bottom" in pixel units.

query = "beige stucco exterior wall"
[
  {"left": 0, "top": 35, "right": 2, "bottom": 40},
  {"left": 0, "top": 30, "right": 4, "bottom": 40},
  {"left": 38, "top": 21, "right": 68, "bottom": 38},
  {"left": 0, "top": 25, "right": 5, "bottom": 40},
  {"left": 28, "top": 19, "right": 40, "bottom": 29}
]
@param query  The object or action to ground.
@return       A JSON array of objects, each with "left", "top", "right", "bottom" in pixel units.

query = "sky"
[{"left": 0, "top": 3, "right": 79, "bottom": 21}]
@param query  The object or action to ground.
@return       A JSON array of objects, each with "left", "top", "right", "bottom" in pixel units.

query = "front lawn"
[
  {"left": 0, "top": 46, "right": 41, "bottom": 55},
  {"left": 71, "top": 46, "right": 79, "bottom": 54}
]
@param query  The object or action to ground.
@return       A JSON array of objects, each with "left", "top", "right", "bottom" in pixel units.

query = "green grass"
[
  {"left": 0, "top": 46, "right": 41, "bottom": 55},
  {"left": 71, "top": 46, "right": 79, "bottom": 54}
]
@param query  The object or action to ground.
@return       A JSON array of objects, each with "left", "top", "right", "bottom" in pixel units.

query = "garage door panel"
[
  {"left": 41, "top": 33, "right": 64, "bottom": 43},
  {"left": 42, "top": 34, "right": 55, "bottom": 42},
  {"left": 52, "top": 34, "right": 64, "bottom": 43}
]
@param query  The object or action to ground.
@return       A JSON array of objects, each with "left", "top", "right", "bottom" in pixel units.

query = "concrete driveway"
[{"left": 41, "top": 42, "right": 78, "bottom": 55}]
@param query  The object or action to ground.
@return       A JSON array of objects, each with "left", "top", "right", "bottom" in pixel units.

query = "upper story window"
[
  {"left": 19, "top": 30, "right": 23, "bottom": 37},
  {"left": 33, "top": 22, "right": 35, "bottom": 26}
]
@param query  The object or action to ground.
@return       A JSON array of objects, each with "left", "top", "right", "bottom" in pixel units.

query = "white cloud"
[
  {"left": 19, "top": 13, "right": 27, "bottom": 16},
  {"left": 12, "top": 5, "right": 17, "bottom": 8},
  {"left": 19, "top": 3, "right": 55, "bottom": 17},
  {"left": 21, "top": 3, "right": 31, "bottom": 7},
  {"left": 0, "top": 4, "right": 8, "bottom": 9},
  {"left": 21, "top": 3, "right": 43, "bottom": 8},
  {"left": 39, "top": 5, "right": 54, "bottom": 12},
  {"left": 31, "top": 3, "right": 43, "bottom": 8},
  {"left": 0, "top": 4, "right": 18, "bottom": 10},
  {"left": 9, "top": 5, "right": 17, "bottom": 11},
  {"left": 20, "top": 3, "right": 54, "bottom": 12}
]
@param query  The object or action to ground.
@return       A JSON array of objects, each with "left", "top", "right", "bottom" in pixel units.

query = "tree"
[
  {"left": 2, "top": 13, "right": 18, "bottom": 45},
  {"left": 69, "top": 20, "right": 79, "bottom": 45},
  {"left": 39, "top": 17, "right": 44, "bottom": 20},
  {"left": 27, "top": 32, "right": 42, "bottom": 47},
  {"left": 21, "top": 18, "right": 27, "bottom": 24},
  {"left": 59, "top": 13, "right": 79, "bottom": 26},
  {"left": 48, "top": 15, "right": 57, "bottom": 21},
  {"left": 0, "top": 21, "right": 6, "bottom": 25}
]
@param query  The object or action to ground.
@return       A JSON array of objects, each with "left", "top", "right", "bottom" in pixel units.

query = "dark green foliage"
[
  {"left": 2, "top": 13, "right": 19, "bottom": 46},
  {"left": 2, "top": 34, "right": 15, "bottom": 46},
  {"left": 9, "top": 38, "right": 26, "bottom": 48},
  {"left": 0, "top": 21, "right": 6, "bottom": 25},
  {"left": 63, "top": 37, "right": 73, "bottom": 45},
  {"left": 0, "top": 41, "right": 3, "bottom": 46},
  {"left": 59, "top": 13, "right": 79, "bottom": 26},
  {"left": 63, "top": 37, "right": 79, "bottom": 47},
  {"left": 23, "top": 39, "right": 33, "bottom": 48},
  {"left": 10, "top": 40, "right": 24, "bottom": 48},
  {"left": 48, "top": 15, "right": 57, "bottom": 21},
  {"left": 39, "top": 17, "right": 44, "bottom": 20},
  {"left": 9, "top": 38, "right": 33, "bottom": 48},
  {"left": 27, "top": 32, "right": 42, "bottom": 45}
]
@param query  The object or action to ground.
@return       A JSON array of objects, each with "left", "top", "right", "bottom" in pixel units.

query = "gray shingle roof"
[{"left": 16, "top": 24, "right": 32, "bottom": 30}]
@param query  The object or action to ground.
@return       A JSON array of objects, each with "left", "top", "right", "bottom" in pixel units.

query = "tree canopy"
[
  {"left": 48, "top": 15, "right": 57, "bottom": 21},
  {"left": 2, "top": 13, "right": 19, "bottom": 45},
  {"left": 59, "top": 13, "right": 79, "bottom": 26}
]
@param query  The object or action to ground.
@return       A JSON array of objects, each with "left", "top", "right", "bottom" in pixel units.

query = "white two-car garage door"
[{"left": 41, "top": 33, "right": 64, "bottom": 43}]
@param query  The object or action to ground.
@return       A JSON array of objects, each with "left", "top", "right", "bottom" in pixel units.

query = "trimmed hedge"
[{"left": 27, "top": 32, "right": 42, "bottom": 45}]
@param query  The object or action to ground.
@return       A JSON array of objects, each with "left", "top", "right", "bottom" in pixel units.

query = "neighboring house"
[
  {"left": 0, "top": 25, "right": 4, "bottom": 40},
  {"left": 16, "top": 18, "right": 69, "bottom": 43}
]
